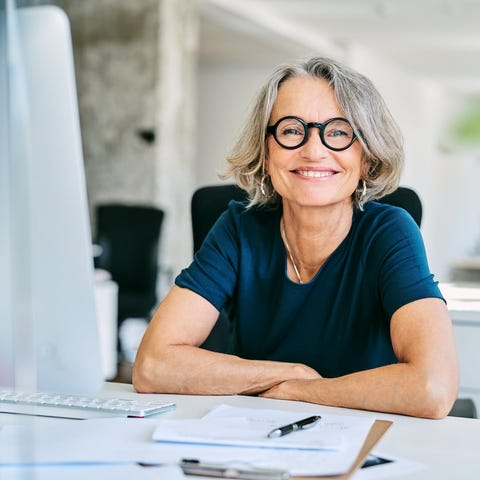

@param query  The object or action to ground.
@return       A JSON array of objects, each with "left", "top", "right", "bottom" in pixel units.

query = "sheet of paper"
[
  {"left": 0, "top": 418, "right": 167, "bottom": 465},
  {"left": 153, "top": 404, "right": 343, "bottom": 450},
  {"left": 0, "top": 464, "right": 184, "bottom": 480}
]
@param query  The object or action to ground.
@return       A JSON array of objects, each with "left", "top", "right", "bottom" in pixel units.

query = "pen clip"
[{"left": 180, "top": 459, "right": 290, "bottom": 480}]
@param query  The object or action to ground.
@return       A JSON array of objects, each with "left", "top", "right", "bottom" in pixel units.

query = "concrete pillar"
[{"left": 155, "top": 0, "right": 199, "bottom": 287}]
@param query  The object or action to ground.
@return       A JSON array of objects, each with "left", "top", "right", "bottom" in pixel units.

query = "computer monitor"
[
  {"left": 0, "top": 2, "right": 103, "bottom": 394},
  {"left": 0, "top": 0, "right": 15, "bottom": 387}
]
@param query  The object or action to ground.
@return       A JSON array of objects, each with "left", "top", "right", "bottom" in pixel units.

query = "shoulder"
[
  {"left": 219, "top": 200, "right": 281, "bottom": 231},
  {"left": 355, "top": 201, "right": 421, "bottom": 246},
  {"left": 224, "top": 199, "right": 280, "bottom": 217},
  {"left": 205, "top": 200, "right": 280, "bottom": 253},
  {"left": 360, "top": 201, "right": 418, "bottom": 230},
  {"left": 351, "top": 201, "right": 425, "bottom": 261}
]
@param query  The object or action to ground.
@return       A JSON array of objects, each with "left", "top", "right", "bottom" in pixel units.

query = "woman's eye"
[
  {"left": 282, "top": 127, "right": 303, "bottom": 136},
  {"left": 328, "top": 129, "right": 348, "bottom": 137},
  {"left": 325, "top": 120, "right": 354, "bottom": 139}
]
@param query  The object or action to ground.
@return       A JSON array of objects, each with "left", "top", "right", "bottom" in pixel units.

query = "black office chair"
[
  {"left": 190, "top": 185, "right": 247, "bottom": 352},
  {"left": 377, "top": 186, "right": 422, "bottom": 227},
  {"left": 191, "top": 184, "right": 248, "bottom": 254},
  {"left": 448, "top": 398, "right": 477, "bottom": 418},
  {"left": 94, "top": 204, "right": 165, "bottom": 325}
]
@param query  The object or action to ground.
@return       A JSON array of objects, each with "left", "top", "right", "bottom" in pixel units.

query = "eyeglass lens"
[{"left": 273, "top": 117, "right": 355, "bottom": 150}]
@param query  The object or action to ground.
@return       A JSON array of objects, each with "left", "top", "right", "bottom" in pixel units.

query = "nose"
[{"left": 300, "top": 127, "right": 329, "bottom": 158}]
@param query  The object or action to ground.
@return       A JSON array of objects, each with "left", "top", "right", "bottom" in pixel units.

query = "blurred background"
[{"left": 18, "top": 0, "right": 480, "bottom": 293}]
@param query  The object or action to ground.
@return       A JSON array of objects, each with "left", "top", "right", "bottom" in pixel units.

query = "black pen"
[{"left": 267, "top": 415, "right": 321, "bottom": 438}]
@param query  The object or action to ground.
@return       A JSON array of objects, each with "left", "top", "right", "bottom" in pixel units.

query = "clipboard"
[
  {"left": 178, "top": 419, "right": 393, "bottom": 479},
  {"left": 293, "top": 419, "right": 393, "bottom": 480}
]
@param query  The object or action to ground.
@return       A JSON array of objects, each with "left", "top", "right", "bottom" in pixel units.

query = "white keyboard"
[{"left": 0, "top": 389, "right": 176, "bottom": 419}]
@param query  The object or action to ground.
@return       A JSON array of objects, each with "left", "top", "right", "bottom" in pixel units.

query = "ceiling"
[{"left": 199, "top": 0, "right": 480, "bottom": 95}]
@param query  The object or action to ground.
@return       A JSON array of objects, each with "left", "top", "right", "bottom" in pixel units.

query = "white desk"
[{"left": 1, "top": 382, "right": 479, "bottom": 479}]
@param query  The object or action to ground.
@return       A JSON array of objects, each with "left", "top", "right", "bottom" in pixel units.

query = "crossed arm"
[{"left": 133, "top": 285, "right": 459, "bottom": 419}]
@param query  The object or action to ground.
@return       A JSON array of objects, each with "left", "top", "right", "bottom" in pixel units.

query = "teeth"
[{"left": 296, "top": 170, "right": 333, "bottom": 178}]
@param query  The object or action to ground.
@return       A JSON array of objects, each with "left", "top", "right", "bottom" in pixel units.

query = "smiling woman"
[{"left": 133, "top": 56, "right": 459, "bottom": 419}]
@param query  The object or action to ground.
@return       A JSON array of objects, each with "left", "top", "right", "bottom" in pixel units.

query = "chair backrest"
[
  {"left": 376, "top": 186, "right": 422, "bottom": 227},
  {"left": 191, "top": 184, "right": 248, "bottom": 254},
  {"left": 95, "top": 204, "right": 164, "bottom": 293},
  {"left": 191, "top": 184, "right": 422, "bottom": 255}
]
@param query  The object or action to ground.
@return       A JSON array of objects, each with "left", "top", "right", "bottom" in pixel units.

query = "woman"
[{"left": 133, "top": 57, "right": 458, "bottom": 418}]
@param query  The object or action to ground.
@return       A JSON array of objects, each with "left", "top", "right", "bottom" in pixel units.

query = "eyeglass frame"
[{"left": 266, "top": 115, "right": 358, "bottom": 151}]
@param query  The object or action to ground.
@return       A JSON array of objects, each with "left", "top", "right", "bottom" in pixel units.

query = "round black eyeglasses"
[{"left": 266, "top": 116, "right": 357, "bottom": 151}]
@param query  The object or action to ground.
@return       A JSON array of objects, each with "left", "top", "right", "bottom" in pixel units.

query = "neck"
[{"left": 280, "top": 203, "right": 353, "bottom": 283}]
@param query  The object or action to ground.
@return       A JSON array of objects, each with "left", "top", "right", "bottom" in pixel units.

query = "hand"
[
  {"left": 259, "top": 365, "right": 322, "bottom": 401},
  {"left": 259, "top": 378, "right": 317, "bottom": 401},
  {"left": 289, "top": 363, "right": 322, "bottom": 380}
]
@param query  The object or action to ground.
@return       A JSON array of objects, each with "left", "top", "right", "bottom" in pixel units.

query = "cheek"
[
  {"left": 353, "top": 145, "right": 366, "bottom": 174},
  {"left": 343, "top": 148, "right": 365, "bottom": 176},
  {"left": 266, "top": 143, "right": 294, "bottom": 175}
]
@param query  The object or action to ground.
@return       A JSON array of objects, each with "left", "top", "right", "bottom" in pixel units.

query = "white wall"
[
  {"left": 196, "top": 61, "right": 280, "bottom": 188},
  {"left": 434, "top": 148, "right": 480, "bottom": 276}
]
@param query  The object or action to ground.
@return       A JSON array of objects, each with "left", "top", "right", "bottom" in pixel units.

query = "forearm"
[
  {"left": 263, "top": 299, "right": 460, "bottom": 419},
  {"left": 261, "top": 362, "right": 458, "bottom": 418},
  {"left": 133, "top": 344, "right": 319, "bottom": 396}
]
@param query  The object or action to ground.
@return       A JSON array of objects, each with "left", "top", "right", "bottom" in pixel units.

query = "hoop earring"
[
  {"left": 358, "top": 179, "right": 367, "bottom": 211},
  {"left": 260, "top": 174, "right": 273, "bottom": 198}
]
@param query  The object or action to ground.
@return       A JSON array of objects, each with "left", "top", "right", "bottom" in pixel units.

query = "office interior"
[{"left": 16, "top": 0, "right": 480, "bottom": 396}]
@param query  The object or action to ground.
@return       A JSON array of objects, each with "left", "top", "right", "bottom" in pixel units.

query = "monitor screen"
[{"left": 0, "top": 2, "right": 103, "bottom": 394}]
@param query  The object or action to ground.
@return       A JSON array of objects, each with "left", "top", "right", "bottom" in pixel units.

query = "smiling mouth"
[{"left": 293, "top": 170, "right": 336, "bottom": 178}]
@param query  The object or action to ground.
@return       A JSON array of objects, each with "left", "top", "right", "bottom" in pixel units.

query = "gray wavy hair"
[{"left": 221, "top": 56, "right": 404, "bottom": 208}]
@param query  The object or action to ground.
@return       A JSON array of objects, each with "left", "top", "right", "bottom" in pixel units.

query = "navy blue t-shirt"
[{"left": 176, "top": 201, "right": 443, "bottom": 378}]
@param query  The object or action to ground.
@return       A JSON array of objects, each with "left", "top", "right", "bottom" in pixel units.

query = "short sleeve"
[
  {"left": 175, "top": 201, "right": 244, "bottom": 310},
  {"left": 368, "top": 207, "right": 444, "bottom": 318}
]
